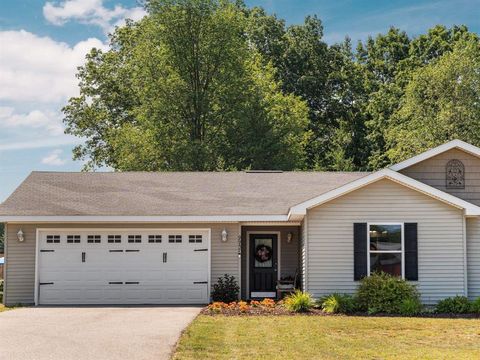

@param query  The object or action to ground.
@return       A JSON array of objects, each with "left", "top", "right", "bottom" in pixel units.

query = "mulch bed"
[
  {"left": 201, "top": 306, "right": 480, "bottom": 318},
  {"left": 201, "top": 306, "right": 327, "bottom": 316}
]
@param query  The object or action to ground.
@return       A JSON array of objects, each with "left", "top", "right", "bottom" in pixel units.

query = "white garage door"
[{"left": 37, "top": 229, "right": 210, "bottom": 305}]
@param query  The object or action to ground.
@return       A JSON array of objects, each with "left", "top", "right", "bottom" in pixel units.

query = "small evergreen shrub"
[
  {"left": 356, "top": 272, "right": 421, "bottom": 314},
  {"left": 399, "top": 297, "right": 423, "bottom": 316},
  {"left": 435, "top": 296, "right": 472, "bottom": 314},
  {"left": 471, "top": 297, "right": 480, "bottom": 314},
  {"left": 320, "top": 293, "right": 357, "bottom": 314},
  {"left": 211, "top": 274, "right": 239, "bottom": 303},
  {"left": 284, "top": 290, "right": 314, "bottom": 312}
]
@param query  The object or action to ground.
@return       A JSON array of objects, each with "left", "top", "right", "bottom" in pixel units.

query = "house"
[{"left": 1, "top": 139, "right": 480, "bottom": 306}]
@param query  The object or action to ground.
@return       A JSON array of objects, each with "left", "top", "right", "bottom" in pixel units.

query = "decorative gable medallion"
[{"left": 446, "top": 159, "right": 465, "bottom": 189}]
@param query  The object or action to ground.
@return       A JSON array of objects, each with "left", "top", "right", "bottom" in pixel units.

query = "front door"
[{"left": 249, "top": 233, "right": 278, "bottom": 298}]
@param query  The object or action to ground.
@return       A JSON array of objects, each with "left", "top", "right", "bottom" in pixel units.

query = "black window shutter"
[
  {"left": 354, "top": 223, "right": 368, "bottom": 280},
  {"left": 404, "top": 223, "right": 418, "bottom": 281}
]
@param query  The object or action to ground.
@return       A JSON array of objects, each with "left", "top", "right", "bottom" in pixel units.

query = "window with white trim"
[
  {"left": 368, "top": 224, "right": 404, "bottom": 278},
  {"left": 128, "top": 235, "right": 142, "bottom": 243},
  {"left": 189, "top": 235, "right": 202, "bottom": 243},
  {"left": 67, "top": 235, "right": 81, "bottom": 243},
  {"left": 46, "top": 235, "right": 60, "bottom": 243},
  {"left": 169, "top": 235, "right": 182, "bottom": 243},
  {"left": 87, "top": 235, "right": 101, "bottom": 243},
  {"left": 108, "top": 235, "right": 121, "bottom": 243},
  {"left": 148, "top": 235, "right": 162, "bottom": 243}
]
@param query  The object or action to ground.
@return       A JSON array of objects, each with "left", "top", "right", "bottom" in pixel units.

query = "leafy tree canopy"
[
  {"left": 63, "top": 1, "right": 480, "bottom": 172},
  {"left": 64, "top": 0, "right": 309, "bottom": 171}
]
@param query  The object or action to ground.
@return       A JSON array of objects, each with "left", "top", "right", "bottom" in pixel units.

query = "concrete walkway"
[{"left": 0, "top": 306, "right": 201, "bottom": 360}]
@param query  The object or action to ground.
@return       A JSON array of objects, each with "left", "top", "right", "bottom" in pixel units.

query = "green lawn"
[{"left": 173, "top": 315, "right": 480, "bottom": 360}]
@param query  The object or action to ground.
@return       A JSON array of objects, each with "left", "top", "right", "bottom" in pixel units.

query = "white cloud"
[
  {"left": 0, "top": 30, "right": 107, "bottom": 103},
  {"left": 0, "top": 106, "right": 64, "bottom": 135},
  {"left": 43, "top": 0, "right": 146, "bottom": 32},
  {"left": 41, "top": 149, "right": 67, "bottom": 166},
  {"left": 0, "top": 137, "right": 81, "bottom": 151}
]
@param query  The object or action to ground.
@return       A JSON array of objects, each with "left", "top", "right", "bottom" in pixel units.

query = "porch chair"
[{"left": 276, "top": 269, "right": 299, "bottom": 299}]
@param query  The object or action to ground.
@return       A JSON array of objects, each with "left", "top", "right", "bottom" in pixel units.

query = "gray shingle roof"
[{"left": 0, "top": 171, "right": 370, "bottom": 216}]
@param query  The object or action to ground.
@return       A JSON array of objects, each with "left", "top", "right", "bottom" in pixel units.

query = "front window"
[{"left": 368, "top": 224, "right": 403, "bottom": 278}]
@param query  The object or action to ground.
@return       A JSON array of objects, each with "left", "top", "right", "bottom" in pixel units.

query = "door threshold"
[{"left": 251, "top": 291, "right": 276, "bottom": 298}]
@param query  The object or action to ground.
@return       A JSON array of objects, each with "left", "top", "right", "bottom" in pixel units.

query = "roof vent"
[{"left": 245, "top": 170, "right": 284, "bottom": 173}]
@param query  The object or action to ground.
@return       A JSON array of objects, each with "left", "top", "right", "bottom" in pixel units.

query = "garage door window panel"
[
  {"left": 148, "top": 235, "right": 162, "bottom": 243},
  {"left": 87, "top": 235, "right": 101, "bottom": 243},
  {"left": 108, "top": 235, "right": 122, "bottom": 243},
  {"left": 169, "top": 235, "right": 182, "bottom": 243},
  {"left": 128, "top": 235, "right": 142, "bottom": 243},
  {"left": 46, "top": 235, "right": 60, "bottom": 243},
  {"left": 67, "top": 235, "right": 81, "bottom": 243},
  {"left": 189, "top": 235, "right": 202, "bottom": 243}
]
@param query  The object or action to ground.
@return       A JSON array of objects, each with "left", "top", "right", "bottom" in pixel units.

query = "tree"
[
  {"left": 386, "top": 40, "right": 480, "bottom": 162},
  {"left": 63, "top": 0, "right": 309, "bottom": 171}
]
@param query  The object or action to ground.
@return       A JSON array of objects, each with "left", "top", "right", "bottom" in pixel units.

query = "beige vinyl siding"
[
  {"left": 400, "top": 148, "right": 480, "bottom": 206},
  {"left": 4, "top": 222, "right": 239, "bottom": 305},
  {"left": 306, "top": 179, "right": 465, "bottom": 305},
  {"left": 467, "top": 217, "right": 480, "bottom": 299}
]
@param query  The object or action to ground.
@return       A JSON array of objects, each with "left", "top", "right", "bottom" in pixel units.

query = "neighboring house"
[{"left": 1, "top": 140, "right": 480, "bottom": 306}]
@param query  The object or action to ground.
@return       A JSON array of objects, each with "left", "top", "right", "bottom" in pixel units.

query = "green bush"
[
  {"left": 471, "top": 297, "right": 480, "bottom": 314},
  {"left": 356, "top": 272, "right": 421, "bottom": 314},
  {"left": 435, "top": 296, "right": 472, "bottom": 314},
  {"left": 211, "top": 274, "right": 239, "bottom": 303},
  {"left": 284, "top": 290, "right": 314, "bottom": 312},
  {"left": 399, "top": 297, "right": 423, "bottom": 316},
  {"left": 320, "top": 293, "right": 357, "bottom": 314}
]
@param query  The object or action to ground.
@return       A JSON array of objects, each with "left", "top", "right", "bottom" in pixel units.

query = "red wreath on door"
[{"left": 255, "top": 244, "right": 272, "bottom": 263}]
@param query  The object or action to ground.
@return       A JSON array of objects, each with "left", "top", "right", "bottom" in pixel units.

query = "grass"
[
  {"left": 173, "top": 315, "right": 480, "bottom": 360},
  {"left": 0, "top": 304, "right": 19, "bottom": 312}
]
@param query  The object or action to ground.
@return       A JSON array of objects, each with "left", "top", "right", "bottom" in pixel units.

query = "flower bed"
[
  {"left": 203, "top": 299, "right": 325, "bottom": 316},
  {"left": 202, "top": 299, "right": 480, "bottom": 318}
]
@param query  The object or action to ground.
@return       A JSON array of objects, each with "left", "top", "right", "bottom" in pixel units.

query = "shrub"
[
  {"left": 284, "top": 290, "right": 314, "bottom": 313},
  {"left": 0, "top": 279, "right": 3, "bottom": 303},
  {"left": 435, "top": 296, "right": 472, "bottom": 314},
  {"left": 320, "top": 293, "right": 357, "bottom": 314},
  {"left": 471, "top": 297, "right": 480, "bottom": 314},
  {"left": 399, "top": 297, "right": 423, "bottom": 316},
  {"left": 356, "top": 272, "right": 421, "bottom": 314},
  {"left": 211, "top": 274, "right": 239, "bottom": 303}
]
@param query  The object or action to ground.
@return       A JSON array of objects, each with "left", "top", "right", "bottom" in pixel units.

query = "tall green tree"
[
  {"left": 63, "top": 0, "right": 309, "bottom": 171},
  {"left": 386, "top": 40, "right": 480, "bottom": 162}
]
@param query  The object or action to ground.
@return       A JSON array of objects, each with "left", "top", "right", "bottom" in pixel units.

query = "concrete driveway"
[{"left": 0, "top": 306, "right": 201, "bottom": 360}]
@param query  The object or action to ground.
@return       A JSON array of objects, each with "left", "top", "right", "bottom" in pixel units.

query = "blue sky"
[{"left": 0, "top": 0, "right": 479, "bottom": 202}]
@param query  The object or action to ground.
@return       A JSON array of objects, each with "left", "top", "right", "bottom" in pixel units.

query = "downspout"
[
  {"left": 463, "top": 212, "right": 468, "bottom": 298},
  {"left": 237, "top": 224, "right": 242, "bottom": 300},
  {"left": 3, "top": 223, "right": 7, "bottom": 306},
  {"left": 304, "top": 214, "right": 308, "bottom": 293}
]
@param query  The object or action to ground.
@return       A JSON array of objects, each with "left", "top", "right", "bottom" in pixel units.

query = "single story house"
[{"left": 1, "top": 139, "right": 480, "bottom": 306}]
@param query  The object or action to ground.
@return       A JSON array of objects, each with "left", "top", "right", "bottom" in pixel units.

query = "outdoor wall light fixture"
[
  {"left": 17, "top": 229, "right": 24, "bottom": 242},
  {"left": 221, "top": 228, "right": 228, "bottom": 242},
  {"left": 287, "top": 232, "right": 293, "bottom": 243}
]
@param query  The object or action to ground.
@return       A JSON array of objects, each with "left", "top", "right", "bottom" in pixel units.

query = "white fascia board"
[
  {"left": 288, "top": 168, "right": 480, "bottom": 218},
  {"left": 390, "top": 140, "right": 480, "bottom": 171},
  {"left": 0, "top": 214, "right": 290, "bottom": 223}
]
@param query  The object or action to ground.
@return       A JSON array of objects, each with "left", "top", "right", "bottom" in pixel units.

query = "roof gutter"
[{"left": 0, "top": 214, "right": 293, "bottom": 223}]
